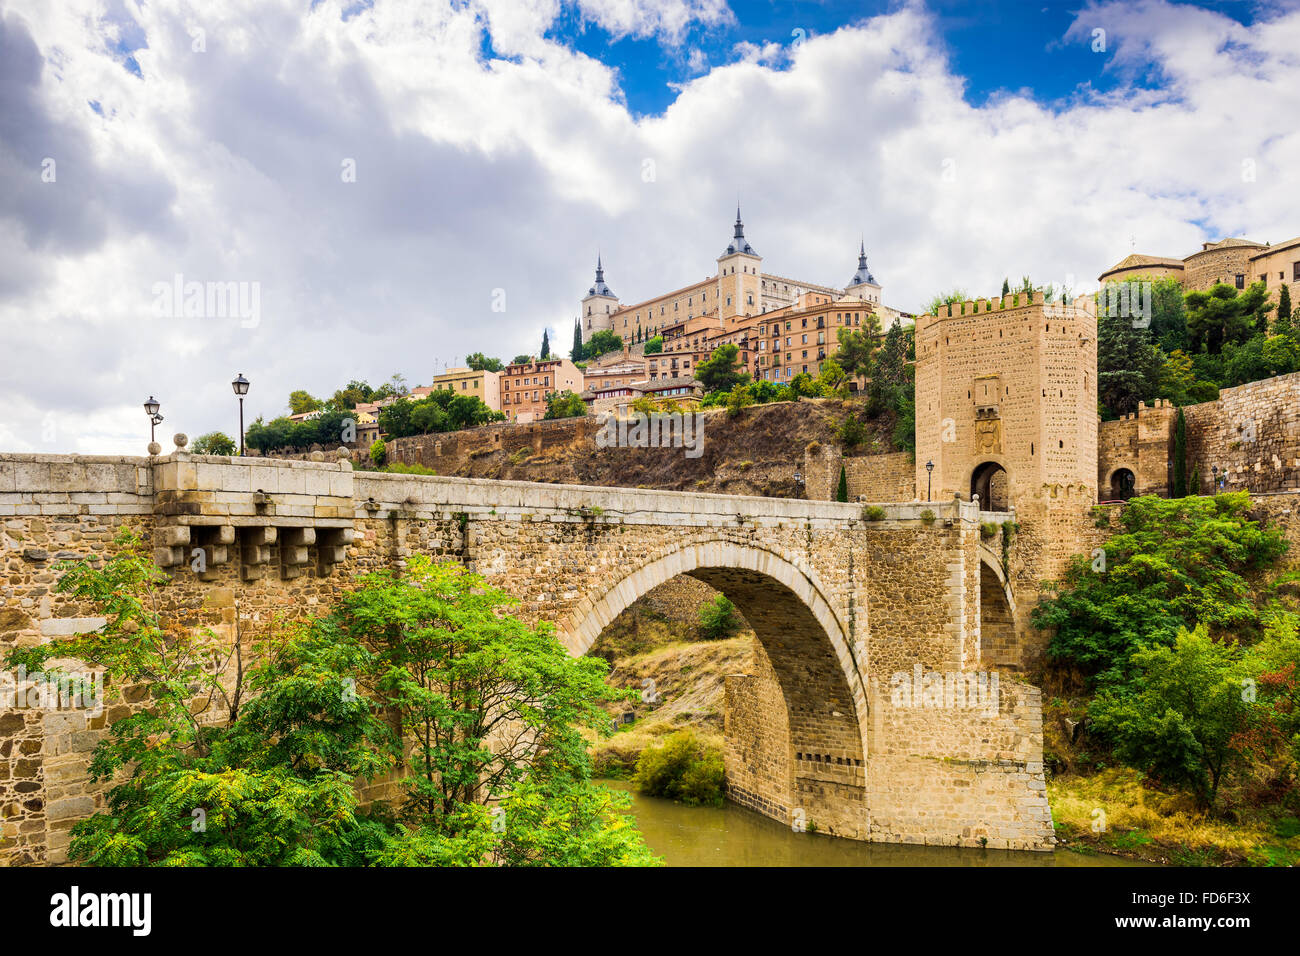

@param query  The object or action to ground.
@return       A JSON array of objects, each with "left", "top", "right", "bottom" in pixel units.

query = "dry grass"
[{"left": 1049, "top": 768, "right": 1300, "bottom": 865}]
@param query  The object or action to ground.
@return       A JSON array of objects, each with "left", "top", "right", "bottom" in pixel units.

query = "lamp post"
[
  {"left": 1211, "top": 465, "right": 1218, "bottom": 495},
  {"left": 793, "top": 469, "right": 804, "bottom": 499},
  {"left": 143, "top": 396, "right": 163, "bottom": 447},
  {"left": 231, "top": 374, "right": 249, "bottom": 456},
  {"left": 926, "top": 459, "right": 934, "bottom": 501}
]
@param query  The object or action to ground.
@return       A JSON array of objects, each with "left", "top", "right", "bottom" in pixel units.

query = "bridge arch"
[{"left": 560, "top": 538, "right": 869, "bottom": 838}]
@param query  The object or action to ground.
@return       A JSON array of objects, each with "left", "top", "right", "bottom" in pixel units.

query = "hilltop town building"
[
  {"left": 579, "top": 211, "right": 913, "bottom": 383},
  {"left": 1100, "top": 235, "right": 1300, "bottom": 302},
  {"left": 501, "top": 357, "right": 582, "bottom": 423},
  {"left": 433, "top": 366, "right": 502, "bottom": 412}
]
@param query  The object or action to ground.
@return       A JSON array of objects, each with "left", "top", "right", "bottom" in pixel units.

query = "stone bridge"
[{"left": 0, "top": 451, "right": 1053, "bottom": 864}]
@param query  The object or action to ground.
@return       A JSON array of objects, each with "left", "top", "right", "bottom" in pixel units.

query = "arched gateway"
[{"left": 559, "top": 540, "right": 869, "bottom": 838}]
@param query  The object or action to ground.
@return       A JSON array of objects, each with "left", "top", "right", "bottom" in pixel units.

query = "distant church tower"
[
  {"left": 581, "top": 255, "right": 619, "bottom": 343},
  {"left": 716, "top": 208, "right": 762, "bottom": 322}
]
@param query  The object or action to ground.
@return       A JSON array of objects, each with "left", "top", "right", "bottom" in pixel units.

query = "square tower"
[
  {"left": 914, "top": 291, "right": 1097, "bottom": 510},
  {"left": 716, "top": 207, "right": 762, "bottom": 322}
]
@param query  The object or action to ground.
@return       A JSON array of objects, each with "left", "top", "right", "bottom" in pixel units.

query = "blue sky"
[{"left": 551, "top": 0, "right": 1264, "bottom": 116}]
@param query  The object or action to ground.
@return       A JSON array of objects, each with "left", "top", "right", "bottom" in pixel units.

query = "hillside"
[{"left": 395, "top": 398, "right": 901, "bottom": 498}]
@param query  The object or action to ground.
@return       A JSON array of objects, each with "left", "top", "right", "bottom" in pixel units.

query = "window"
[
  {"left": 1235, "top": 274, "right": 1245, "bottom": 290},
  {"left": 1294, "top": 261, "right": 1300, "bottom": 282}
]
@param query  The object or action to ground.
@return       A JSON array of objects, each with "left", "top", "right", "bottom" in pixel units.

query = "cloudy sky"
[{"left": 1, "top": 0, "right": 1297, "bottom": 454}]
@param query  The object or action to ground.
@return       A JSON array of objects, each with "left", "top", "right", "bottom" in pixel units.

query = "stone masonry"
[{"left": 1, "top": 450, "right": 1055, "bottom": 863}]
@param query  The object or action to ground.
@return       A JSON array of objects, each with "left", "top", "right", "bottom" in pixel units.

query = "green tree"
[
  {"left": 1089, "top": 627, "right": 1255, "bottom": 812},
  {"left": 643, "top": 335, "right": 663, "bottom": 355},
  {"left": 512, "top": 354, "right": 533, "bottom": 366},
  {"left": 696, "top": 344, "right": 749, "bottom": 394},
  {"left": 331, "top": 380, "right": 374, "bottom": 410},
  {"left": 540, "top": 329, "right": 551, "bottom": 359},
  {"left": 1096, "top": 309, "right": 1160, "bottom": 418},
  {"left": 1276, "top": 283, "right": 1293, "bottom": 337},
  {"left": 832, "top": 326, "right": 877, "bottom": 381},
  {"left": 369, "top": 438, "right": 387, "bottom": 465},
  {"left": 288, "top": 390, "right": 323, "bottom": 415},
  {"left": 1186, "top": 281, "right": 1273, "bottom": 354},
  {"left": 1001, "top": 277, "right": 1010, "bottom": 297},
  {"left": 466, "top": 352, "right": 503, "bottom": 373},
  {"left": 586, "top": 330, "right": 623, "bottom": 358},
  {"left": 544, "top": 390, "right": 587, "bottom": 420},
  {"left": 698, "top": 594, "right": 741, "bottom": 641},
  {"left": 570, "top": 319, "right": 585, "bottom": 362},
  {"left": 336, "top": 556, "right": 654, "bottom": 865},
  {"left": 1031, "top": 493, "right": 1288, "bottom": 686},
  {"left": 926, "top": 288, "right": 968, "bottom": 314},
  {"left": 836, "top": 465, "right": 849, "bottom": 502},
  {"left": 191, "top": 431, "right": 237, "bottom": 455}
]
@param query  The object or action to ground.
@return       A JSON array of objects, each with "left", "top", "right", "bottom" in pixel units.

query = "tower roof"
[
  {"left": 847, "top": 239, "right": 877, "bottom": 287},
  {"left": 587, "top": 254, "right": 615, "bottom": 298},
  {"left": 721, "top": 206, "right": 757, "bottom": 257}
]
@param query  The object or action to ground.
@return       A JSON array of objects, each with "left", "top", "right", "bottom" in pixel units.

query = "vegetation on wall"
[
  {"left": 1097, "top": 277, "right": 1293, "bottom": 419},
  {"left": 3, "top": 538, "right": 659, "bottom": 867},
  {"left": 544, "top": 390, "right": 587, "bottom": 420},
  {"left": 1033, "top": 493, "right": 1300, "bottom": 842}
]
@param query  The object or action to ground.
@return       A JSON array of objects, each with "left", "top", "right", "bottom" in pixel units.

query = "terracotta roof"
[
  {"left": 1250, "top": 236, "right": 1300, "bottom": 259},
  {"left": 1101, "top": 253, "right": 1185, "bottom": 275}
]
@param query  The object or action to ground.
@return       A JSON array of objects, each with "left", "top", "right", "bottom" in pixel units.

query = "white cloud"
[{"left": 0, "top": 0, "right": 1297, "bottom": 454}]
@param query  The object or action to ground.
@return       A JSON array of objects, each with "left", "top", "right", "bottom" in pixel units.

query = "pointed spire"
[
  {"left": 848, "top": 238, "right": 877, "bottom": 288},
  {"left": 722, "top": 206, "right": 757, "bottom": 257},
  {"left": 587, "top": 252, "right": 614, "bottom": 298}
]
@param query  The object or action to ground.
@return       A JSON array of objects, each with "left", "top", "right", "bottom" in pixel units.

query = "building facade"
[
  {"left": 500, "top": 357, "right": 582, "bottom": 423},
  {"left": 578, "top": 210, "right": 911, "bottom": 362},
  {"left": 432, "top": 366, "right": 502, "bottom": 411},
  {"left": 1100, "top": 235, "right": 1300, "bottom": 303}
]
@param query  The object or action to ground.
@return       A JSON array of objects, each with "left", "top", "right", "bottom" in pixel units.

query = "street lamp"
[
  {"left": 143, "top": 396, "right": 163, "bottom": 447},
  {"left": 793, "top": 469, "right": 804, "bottom": 499},
  {"left": 231, "top": 374, "right": 249, "bottom": 456},
  {"left": 926, "top": 459, "right": 934, "bottom": 501}
]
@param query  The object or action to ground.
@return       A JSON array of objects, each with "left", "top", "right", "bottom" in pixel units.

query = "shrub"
[
  {"left": 369, "top": 439, "right": 387, "bottom": 466},
  {"left": 980, "top": 521, "right": 998, "bottom": 540},
  {"left": 698, "top": 594, "right": 740, "bottom": 641},
  {"left": 633, "top": 731, "right": 724, "bottom": 807},
  {"left": 862, "top": 505, "right": 885, "bottom": 521},
  {"left": 837, "top": 413, "right": 868, "bottom": 449},
  {"left": 381, "top": 462, "right": 435, "bottom": 475},
  {"left": 919, "top": 509, "right": 936, "bottom": 525}
]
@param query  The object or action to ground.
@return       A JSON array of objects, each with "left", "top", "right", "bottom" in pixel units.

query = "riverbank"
[{"left": 1048, "top": 769, "right": 1300, "bottom": 866}]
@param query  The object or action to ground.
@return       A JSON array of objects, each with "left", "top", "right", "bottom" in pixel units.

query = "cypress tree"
[
  {"left": 1001, "top": 277, "right": 1010, "bottom": 297},
  {"left": 570, "top": 319, "right": 584, "bottom": 362},
  {"left": 1277, "top": 284, "right": 1293, "bottom": 337},
  {"left": 836, "top": 465, "right": 849, "bottom": 502},
  {"left": 540, "top": 329, "right": 550, "bottom": 359}
]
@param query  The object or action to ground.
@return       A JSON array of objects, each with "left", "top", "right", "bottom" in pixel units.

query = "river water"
[{"left": 602, "top": 781, "right": 1142, "bottom": 867}]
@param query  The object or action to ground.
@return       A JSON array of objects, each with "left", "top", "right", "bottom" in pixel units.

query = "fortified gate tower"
[{"left": 914, "top": 290, "right": 1098, "bottom": 665}]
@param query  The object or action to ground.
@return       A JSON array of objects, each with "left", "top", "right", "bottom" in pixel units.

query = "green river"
[{"left": 602, "top": 781, "right": 1143, "bottom": 866}]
